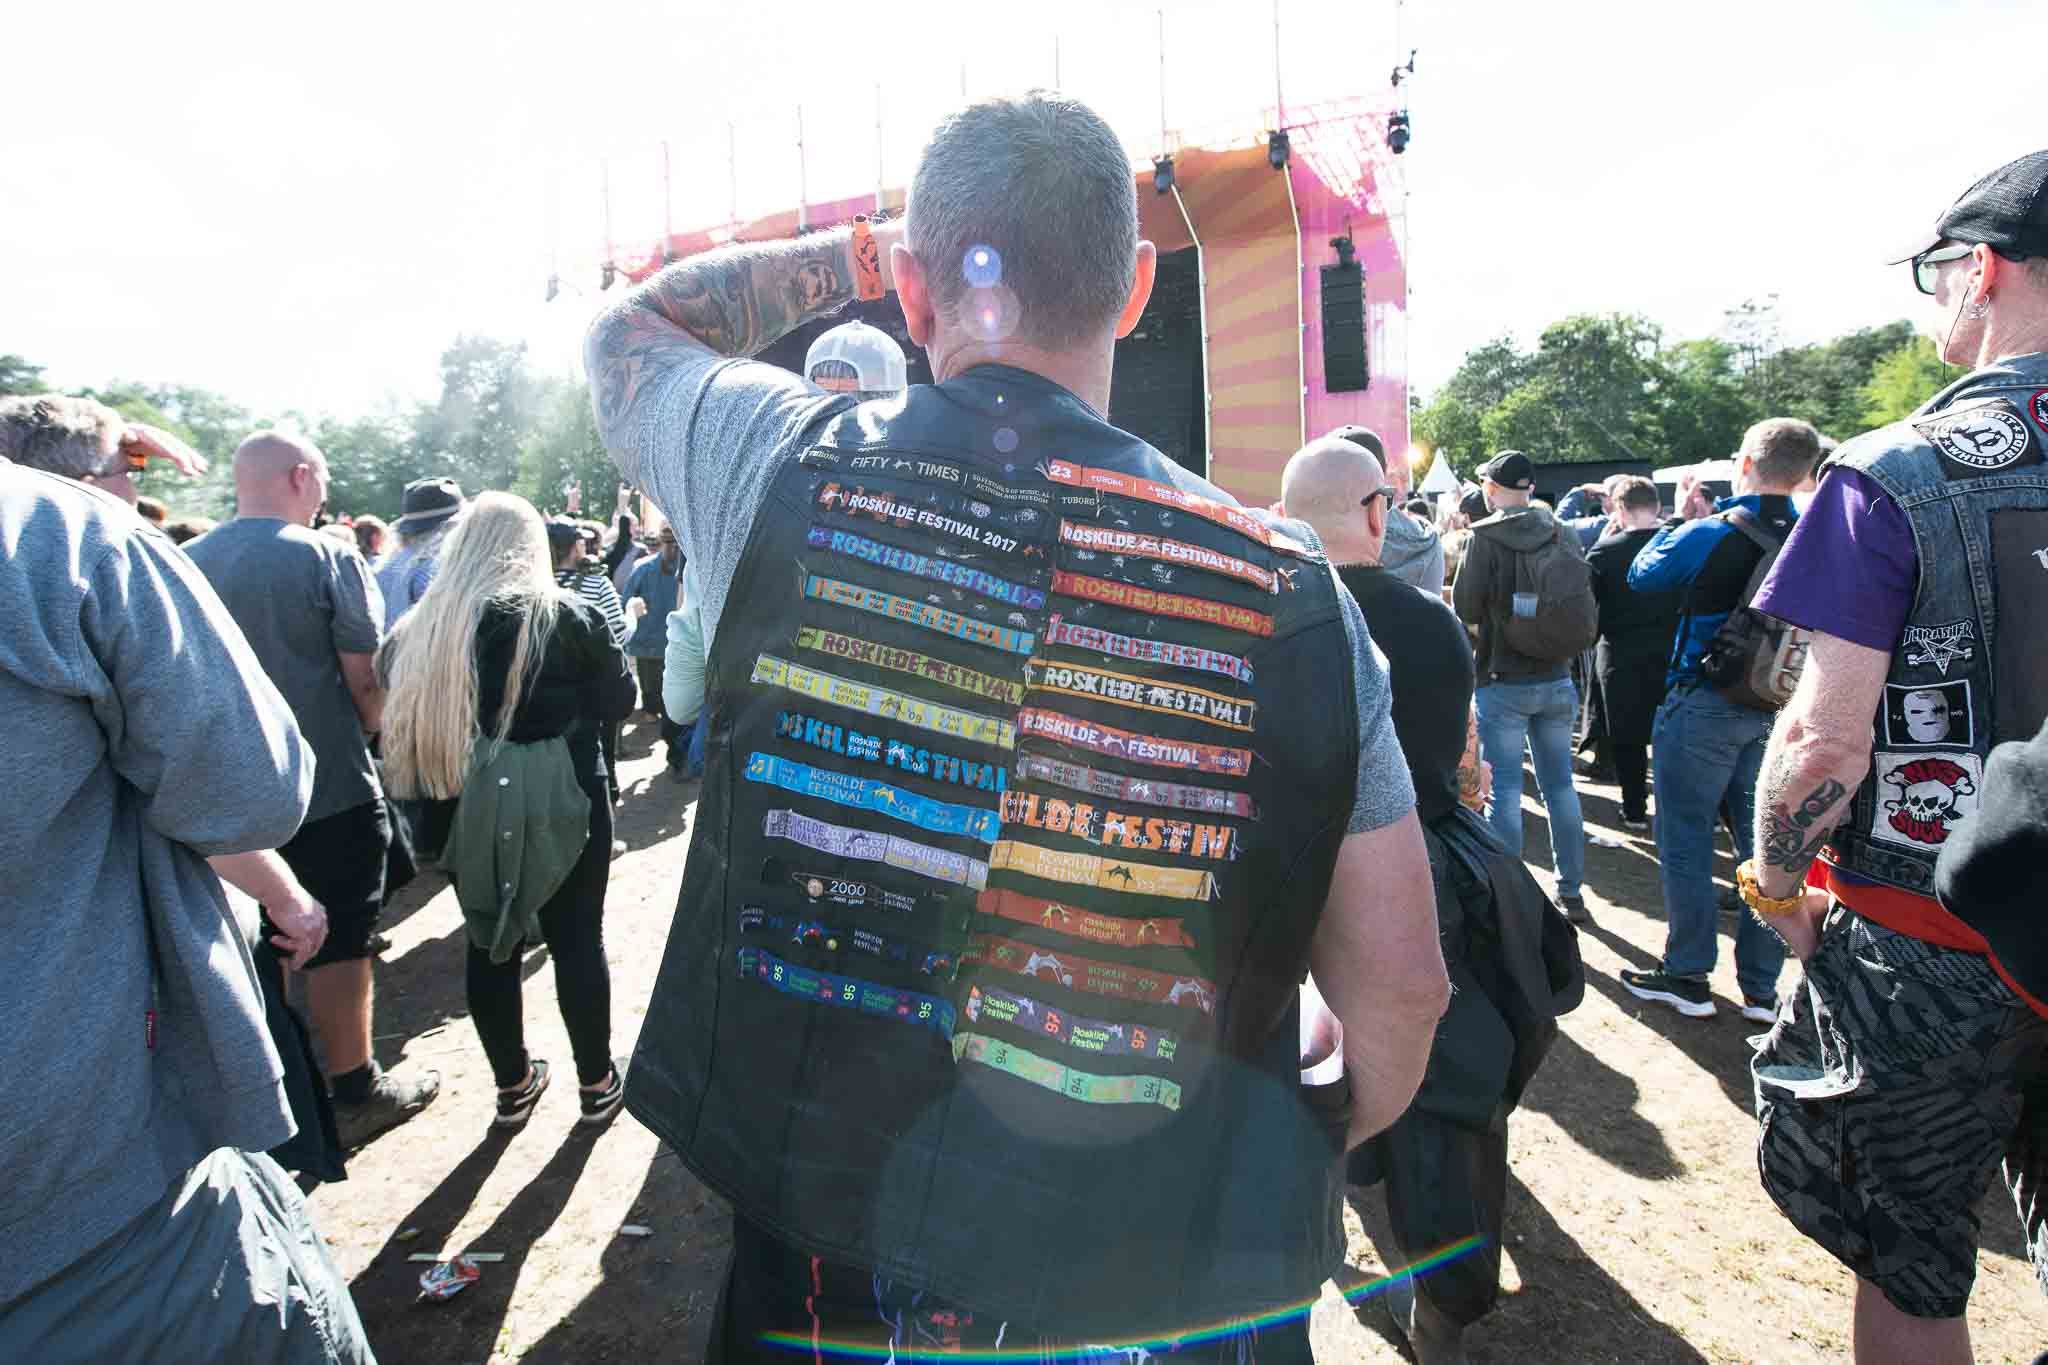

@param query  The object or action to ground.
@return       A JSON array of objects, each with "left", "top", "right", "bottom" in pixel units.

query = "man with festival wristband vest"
[
  {"left": 1742, "top": 149, "right": 2048, "bottom": 1365},
  {"left": 588, "top": 92, "right": 1444, "bottom": 1358}
]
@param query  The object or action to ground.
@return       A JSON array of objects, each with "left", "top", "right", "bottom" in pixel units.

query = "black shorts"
[
  {"left": 273, "top": 800, "right": 391, "bottom": 967},
  {"left": 1753, "top": 905, "right": 2048, "bottom": 1318}
]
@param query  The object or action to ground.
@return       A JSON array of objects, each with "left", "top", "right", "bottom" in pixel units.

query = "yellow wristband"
[{"left": 1737, "top": 859, "right": 1806, "bottom": 918}]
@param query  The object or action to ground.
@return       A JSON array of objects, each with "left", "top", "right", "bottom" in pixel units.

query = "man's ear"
[
  {"left": 892, "top": 244, "right": 937, "bottom": 348},
  {"left": 1112, "top": 240, "right": 1159, "bottom": 340},
  {"left": 1365, "top": 492, "right": 1388, "bottom": 542}
]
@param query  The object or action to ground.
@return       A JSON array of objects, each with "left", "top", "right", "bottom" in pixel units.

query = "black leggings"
[
  {"left": 1614, "top": 742, "right": 1651, "bottom": 821},
  {"left": 466, "top": 784, "right": 614, "bottom": 1088}
]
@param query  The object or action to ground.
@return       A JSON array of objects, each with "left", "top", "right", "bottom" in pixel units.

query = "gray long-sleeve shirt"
[{"left": 0, "top": 462, "right": 313, "bottom": 1307}]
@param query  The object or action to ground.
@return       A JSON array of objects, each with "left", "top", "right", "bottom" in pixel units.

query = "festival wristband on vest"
[
  {"left": 793, "top": 626, "right": 1025, "bottom": 707},
  {"left": 737, "top": 947, "right": 956, "bottom": 1034},
  {"left": 774, "top": 710, "right": 1009, "bottom": 794},
  {"left": 1050, "top": 571, "right": 1273, "bottom": 637},
  {"left": 765, "top": 808, "right": 989, "bottom": 889},
  {"left": 1043, "top": 458, "right": 1309, "bottom": 555},
  {"left": 1026, "top": 660, "right": 1254, "bottom": 733},
  {"left": 815, "top": 483, "right": 1045, "bottom": 561},
  {"left": 1014, "top": 752, "right": 1253, "bottom": 819},
  {"left": 998, "top": 791, "right": 1239, "bottom": 861},
  {"left": 952, "top": 1031, "right": 1182, "bottom": 1111},
  {"left": 965, "top": 933, "right": 1217, "bottom": 1012},
  {"left": 762, "top": 859, "right": 928, "bottom": 915},
  {"left": 978, "top": 888, "right": 1198, "bottom": 950},
  {"left": 753, "top": 654, "right": 1017, "bottom": 750},
  {"left": 804, "top": 574, "right": 1037, "bottom": 656},
  {"left": 1042, "top": 614, "right": 1254, "bottom": 685},
  {"left": 836, "top": 453, "right": 1054, "bottom": 510},
  {"left": 1017, "top": 707, "right": 1252, "bottom": 778},
  {"left": 965, "top": 984, "right": 1182, "bottom": 1061},
  {"left": 1057, "top": 520, "right": 1280, "bottom": 594},
  {"left": 805, "top": 526, "right": 1048, "bottom": 610},
  {"left": 989, "top": 840, "right": 1218, "bottom": 902},
  {"left": 739, "top": 908, "right": 958, "bottom": 977},
  {"left": 745, "top": 752, "right": 999, "bottom": 844}
]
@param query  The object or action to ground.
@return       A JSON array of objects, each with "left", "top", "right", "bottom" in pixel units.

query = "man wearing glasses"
[{"left": 1739, "top": 150, "right": 2048, "bottom": 1364}]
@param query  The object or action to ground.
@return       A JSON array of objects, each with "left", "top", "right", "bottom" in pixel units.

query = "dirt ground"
[{"left": 306, "top": 717, "right": 2046, "bottom": 1363}]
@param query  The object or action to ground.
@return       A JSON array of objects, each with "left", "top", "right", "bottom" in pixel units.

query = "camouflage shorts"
[{"left": 1752, "top": 905, "right": 2048, "bottom": 1319}]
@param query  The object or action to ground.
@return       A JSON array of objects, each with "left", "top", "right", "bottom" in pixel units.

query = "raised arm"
[{"left": 582, "top": 219, "right": 903, "bottom": 485}]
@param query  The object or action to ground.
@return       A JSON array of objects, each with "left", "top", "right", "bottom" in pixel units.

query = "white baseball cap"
[{"left": 805, "top": 320, "right": 908, "bottom": 396}]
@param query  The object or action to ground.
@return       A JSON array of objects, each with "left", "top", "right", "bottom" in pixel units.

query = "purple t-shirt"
[{"left": 1752, "top": 468, "right": 1918, "bottom": 650}]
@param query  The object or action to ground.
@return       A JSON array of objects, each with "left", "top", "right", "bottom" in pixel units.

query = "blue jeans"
[
  {"left": 1475, "top": 676, "right": 1584, "bottom": 899},
  {"left": 1650, "top": 683, "right": 1783, "bottom": 1000}
]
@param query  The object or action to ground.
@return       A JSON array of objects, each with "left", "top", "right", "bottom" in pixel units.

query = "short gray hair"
[
  {"left": 0, "top": 395, "right": 124, "bottom": 480},
  {"left": 907, "top": 92, "right": 1137, "bottom": 348}
]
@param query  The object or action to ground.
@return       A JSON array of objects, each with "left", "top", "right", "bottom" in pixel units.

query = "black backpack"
[
  {"left": 1498, "top": 525, "right": 1600, "bottom": 664},
  {"left": 1695, "top": 508, "right": 1810, "bottom": 711}
]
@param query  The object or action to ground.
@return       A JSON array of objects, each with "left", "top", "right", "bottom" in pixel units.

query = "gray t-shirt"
[
  {"left": 626, "top": 352, "right": 1413, "bottom": 835},
  {"left": 187, "top": 518, "right": 385, "bottom": 823}
]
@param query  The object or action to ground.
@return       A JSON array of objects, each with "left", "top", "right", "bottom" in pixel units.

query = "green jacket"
[{"left": 443, "top": 735, "right": 590, "bottom": 963}]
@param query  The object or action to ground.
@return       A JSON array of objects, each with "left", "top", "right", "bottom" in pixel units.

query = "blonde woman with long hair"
[{"left": 381, "top": 492, "right": 634, "bottom": 1129}]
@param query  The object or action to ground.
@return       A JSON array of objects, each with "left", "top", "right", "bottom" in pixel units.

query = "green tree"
[
  {"left": 1766, "top": 321, "right": 1918, "bottom": 438},
  {"left": 513, "top": 380, "right": 615, "bottom": 517},
  {"left": 1860, "top": 336, "right": 1967, "bottom": 428},
  {"left": 410, "top": 336, "right": 546, "bottom": 496},
  {"left": 0, "top": 354, "right": 46, "bottom": 396},
  {"left": 1656, "top": 338, "right": 1761, "bottom": 464},
  {"left": 314, "top": 412, "right": 415, "bottom": 520}
]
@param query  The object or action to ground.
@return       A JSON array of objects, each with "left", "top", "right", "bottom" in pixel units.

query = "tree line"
[
  {"left": 0, "top": 338, "right": 616, "bottom": 524},
  {"left": 1413, "top": 309, "right": 1963, "bottom": 478}
]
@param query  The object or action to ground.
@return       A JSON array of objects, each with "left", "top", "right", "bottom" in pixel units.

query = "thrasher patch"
[
  {"left": 1882, "top": 680, "right": 1972, "bottom": 749},
  {"left": 1869, "top": 751, "right": 1983, "bottom": 852},
  {"left": 1901, "top": 619, "right": 1977, "bottom": 677},
  {"left": 1915, "top": 401, "right": 2040, "bottom": 478}
]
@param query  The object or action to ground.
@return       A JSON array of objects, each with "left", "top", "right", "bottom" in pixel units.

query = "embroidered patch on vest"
[
  {"left": 963, "top": 933, "right": 1216, "bottom": 1012},
  {"left": 964, "top": 985, "right": 1182, "bottom": 1060},
  {"left": 1915, "top": 401, "right": 2040, "bottom": 478},
  {"left": 805, "top": 526, "right": 1048, "bottom": 609},
  {"left": 1025, "top": 661, "right": 1255, "bottom": 732},
  {"left": 2031, "top": 390, "right": 2048, "bottom": 436},
  {"left": 792, "top": 627, "right": 1025, "bottom": 707},
  {"left": 1050, "top": 571, "right": 1275, "bottom": 636},
  {"left": 951, "top": 1032, "right": 1182, "bottom": 1110},
  {"left": 1042, "top": 614, "right": 1254, "bottom": 685},
  {"left": 1056, "top": 521, "right": 1279, "bottom": 593},
  {"left": 1869, "top": 751, "right": 1983, "bottom": 852},
  {"left": 753, "top": 654, "right": 1016, "bottom": 750},
  {"left": 804, "top": 575, "right": 1037, "bottom": 655},
  {"left": 737, "top": 947, "right": 957, "bottom": 1034},
  {"left": 837, "top": 454, "right": 1054, "bottom": 510},
  {"left": 744, "top": 753, "right": 1000, "bottom": 843},
  {"left": 773, "top": 711, "right": 1010, "bottom": 792},
  {"left": 997, "top": 791, "right": 1239, "bottom": 860},
  {"left": 1017, "top": 707, "right": 1252, "bottom": 777},
  {"left": 1043, "top": 459, "right": 1308, "bottom": 554},
  {"left": 978, "top": 888, "right": 1197, "bottom": 949},
  {"left": 1881, "top": 681, "right": 1972, "bottom": 749},
  {"left": 988, "top": 840, "right": 1219, "bottom": 901},
  {"left": 763, "top": 809, "right": 989, "bottom": 889},
  {"left": 815, "top": 483, "right": 1043, "bottom": 558},
  {"left": 762, "top": 860, "right": 925, "bottom": 914},
  {"left": 1900, "top": 620, "right": 1977, "bottom": 677},
  {"left": 1013, "top": 753, "right": 1254, "bottom": 819},
  {"left": 739, "top": 910, "right": 957, "bottom": 977}
]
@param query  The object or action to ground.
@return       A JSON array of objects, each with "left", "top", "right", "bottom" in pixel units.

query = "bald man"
[
  {"left": 187, "top": 433, "right": 440, "bottom": 1149},
  {"left": 1283, "top": 436, "right": 1582, "bottom": 1362},
  {"left": 1326, "top": 424, "right": 1443, "bottom": 593}
]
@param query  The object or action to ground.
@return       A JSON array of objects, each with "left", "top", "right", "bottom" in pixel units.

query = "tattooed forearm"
[
  {"left": 583, "top": 230, "right": 857, "bottom": 465},
  {"left": 1760, "top": 778, "right": 1848, "bottom": 878}
]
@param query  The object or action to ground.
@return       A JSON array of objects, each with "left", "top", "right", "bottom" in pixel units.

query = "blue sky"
[{"left": 4, "top": 0, "right": 2042, "bottom": 418}]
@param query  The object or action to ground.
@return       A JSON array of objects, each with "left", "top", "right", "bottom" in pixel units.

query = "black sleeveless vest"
[{"left": 627, "top": 366, "right": 1362, "bottom": 1333}]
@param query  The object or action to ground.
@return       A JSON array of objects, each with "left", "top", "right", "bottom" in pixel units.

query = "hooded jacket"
[
  {"left": 1451, "top": 504, "right": 1581, "bottom": 682},
  {"left": 1379, "top": 508, "right": 1445, "bottom": 595}
]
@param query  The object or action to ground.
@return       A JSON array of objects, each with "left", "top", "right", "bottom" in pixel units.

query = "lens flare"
[
  {"left": 992, "top": 426, "right": 1019, "bottom": 455},
  {"left": 964, "top": 284, "right": 1022, "bottom": 343},
  {"left": 962, "top": 245, "right": 1003, "bottom": 289}
]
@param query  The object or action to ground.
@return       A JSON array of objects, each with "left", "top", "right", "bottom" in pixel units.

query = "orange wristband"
[{"left": 851, "top": 216, "right": 884, "bottom": 301}]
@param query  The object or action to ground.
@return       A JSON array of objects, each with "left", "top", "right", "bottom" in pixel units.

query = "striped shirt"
[{"left": 556, "top": 566, "right": 630, "bottom": 646}]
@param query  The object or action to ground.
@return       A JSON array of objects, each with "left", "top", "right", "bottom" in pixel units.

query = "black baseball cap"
[
  {"left": 1893, "top": 149, "right": 2048, "bottom": 262},
  {"left": 1324, "top": 424, "right": 1387, "bottom": 464},
  {"left": 1476, "top": 450, "right": 1535, "bottom": 490}
]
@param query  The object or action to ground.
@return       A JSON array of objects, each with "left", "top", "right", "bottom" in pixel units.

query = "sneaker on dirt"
[
  {"left": 1620, "top": 968, "right": 1715, "bottom": 1018},
  {"left": 1558, "top": 892, "right": 1592, "bottom": 925},
  {"left": 1620, "top": 815, "right": 1651, "bottom": 834},
  {"left": 335, "top": 1065, "right": 441, "bottom": 1149},
  {"left": 1740, "top": 994, "right": 1779, "bottom": 1025},
  {"left": 579, "top": 1057, "right": 628, "bottom": 1128}
]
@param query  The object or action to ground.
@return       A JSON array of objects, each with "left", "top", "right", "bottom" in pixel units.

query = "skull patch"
[{"left": 1873, "top": 752, "right": 1983, "bottom": 850}]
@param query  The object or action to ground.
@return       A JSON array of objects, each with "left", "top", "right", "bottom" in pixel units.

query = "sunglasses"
[
  {"left": 1911, "top": 242, "right": 1975, "bottom": 296},
  {"left": 1360, "top": 487, "right": 1396, "bottom": 510}
]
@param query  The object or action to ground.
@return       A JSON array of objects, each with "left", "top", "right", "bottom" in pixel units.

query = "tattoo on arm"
[
  {"left": 583, "top": 231, "right": 857, "bottom": 473},
  {"left": 1760, "top": 778, "right": 1848, "bottom": 878}
]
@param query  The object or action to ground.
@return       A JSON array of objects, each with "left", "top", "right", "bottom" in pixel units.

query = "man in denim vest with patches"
[{"left": 1740, "top": 149, "right": 2048, "bottom": 1365}]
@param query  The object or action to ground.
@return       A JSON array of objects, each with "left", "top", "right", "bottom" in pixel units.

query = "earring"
[{"left": 1970, "top": 296, "right": 1992, "bottom": 318}]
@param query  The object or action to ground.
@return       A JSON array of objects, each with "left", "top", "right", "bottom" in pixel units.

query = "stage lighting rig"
[
  {"left": 600, "top": 262, "right": 617, "bottom": 291},
  {"left": 545, "top": 274, "right": 560, "bottom": 304},
  {"left": 1388, "top": 111, "right": 1411, "bottom": 154},
  {"left": 1330, "top": 235, "right": 1357, "bottom": 269},
  {"left": 1153, "top": 155, "right": 1175, "bottom": 195},
  {"left": 1267, "top": 130, "right": 1290, "bottom": 171}
]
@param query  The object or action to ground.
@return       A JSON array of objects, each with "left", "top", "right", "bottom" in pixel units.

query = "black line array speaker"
[{"left": 1320, "top": 261, "right": 1369, "bottom": 393}]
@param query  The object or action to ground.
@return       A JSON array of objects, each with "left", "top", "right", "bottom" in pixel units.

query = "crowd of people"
[{"left": 2, "top": 94, "right": 2045, "bottom": 1365}]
